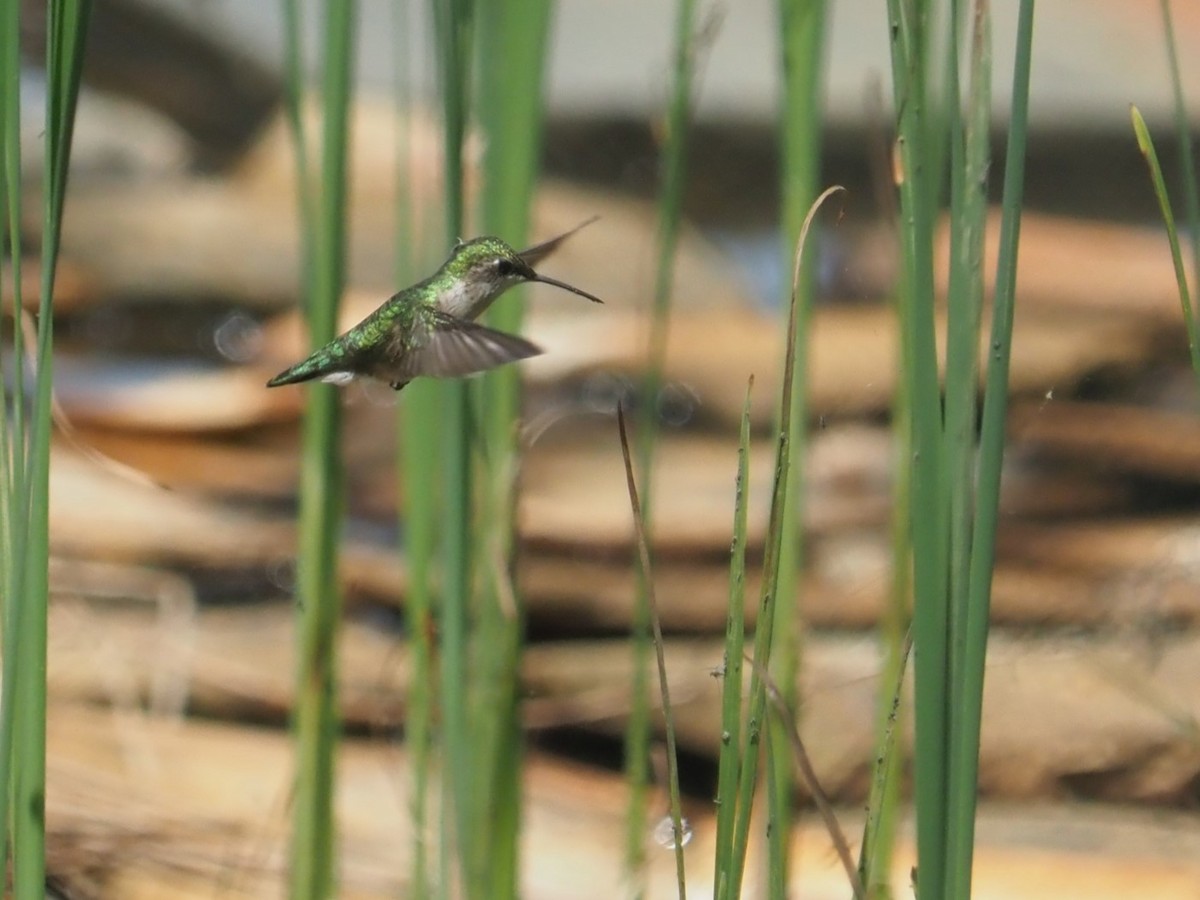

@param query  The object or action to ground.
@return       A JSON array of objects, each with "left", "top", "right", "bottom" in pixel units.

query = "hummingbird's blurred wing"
[
  {"left": 393, "top": 312, "right": 542, "bottom": 383},
  {"left": 518, "top": 216, "right": 599, "bottom": 266}
]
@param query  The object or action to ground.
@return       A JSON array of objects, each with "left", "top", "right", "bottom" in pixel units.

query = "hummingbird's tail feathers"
[
  {"left": 265, "top": 364, "right": 312, "bottom": 388},
  {"left": 519, "top": 216, "right": 599, "bottom": 266},
  {"left": 396, "top": 313, "right": 542, "bottom": 382}
]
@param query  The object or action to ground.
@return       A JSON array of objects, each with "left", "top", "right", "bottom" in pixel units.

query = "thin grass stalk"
[
  {"left": 617, "top": 406, "right": 687, "bottom": 898},
  {"left": 398, "top": 373, "right": 443, "bottom": 893},
  {"left": 637, "top": 0, "right": 696, "bottom": 486},
  {"left": 399, "top": 378, "right": 440, "bottom": 896},
  {"left": 769, "top": 1, "right": 826, "bottom": 890},
  {"left": 438, "top": 201, "right": 474, "bottom": 900},
  {"left": 712, "top": 377, "right": 752, "bottom": 897},
  {"left": 1133, "top": 108, "right": 1200, "bottom": 392},
  {"left": 1, "top": 0, "right": 23, "bottom": 510},
  {"left": 289, "top": 2, "right": 356, "bottom": 897},
  {"left": 859, "top": 399, "right": 913, "bottom": 897},
  {"left": 857, "top": 631, "right": 912, "bottom": 895},
  {"left": 429, "top": 0, "right": 477, "bottom": 891},
  {"left": 865, "top": 71, "right": 913, "bottom": 900},
  {"left": 1159, "top": 0, "right": 1200, "bottom": 283},
  {"left": 389, "top": 1, "right": 414, "bottom": 280},
  {"left": 947, "top": 4, "right": 1033, "bottom": 895},
  {"left": 722, "top": 186, "right": 841, "bottom": 900},
  {"left": 472, "top": 3, "right": 553, "bottom": 894},
  {"left": 753, "top": 661, "right": 864, "bottom": 900},
  {"left": 626, "top": 0, "right": 697, "bottom": 890},
  {"left": 0, "top": 0, "right": 25, "bottom": 872},
  {"left": 280, "top": 0, "right": 314, "bottom": 281},
  {"left": 885, "top": 2, "right": 951, "bottom": 894},
  {"left": 9, "top": 4, "right": 90, "bottom": 892}
]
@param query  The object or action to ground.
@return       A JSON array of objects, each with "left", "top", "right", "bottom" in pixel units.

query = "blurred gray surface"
[{"left": 147, "top": 0, "right": 1198, "bottom": 130}]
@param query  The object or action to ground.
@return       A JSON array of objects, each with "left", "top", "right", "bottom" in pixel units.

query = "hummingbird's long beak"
[{"left": 529, "top": 272, "right": 603, "bottom": 304}]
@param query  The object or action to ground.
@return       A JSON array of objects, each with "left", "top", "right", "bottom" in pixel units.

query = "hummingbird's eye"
[{"left": 494, "top": 258, "right": 515, "bottom": 277}]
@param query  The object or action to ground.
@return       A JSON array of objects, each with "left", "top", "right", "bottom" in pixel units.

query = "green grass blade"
[
  {"left": 769, "top": 1, "right": 826, "bottom": 891},
  {"left": 617, "top": 407, "right": 688, "bottom": 899},
  {"left": 8, "top": 3, "right": 92, "bottom": 894},
  {"left": 947, "top": 2, "right": 1035, "bottom": 896},
  {"left": 1158, "top": 0, "right": 1200, "bottom": 282},
  {"left": 1132, "top": 105, "right": 1200, "bottom": 391},
  {"left": 723, "top": 186, "right": 842, "bottom": 900},
  {"left": 288, "top": 1, "right": 356, "bottom": 897},
  {"left": 712, "top": 377, "right": 752, "bottom": 898}
]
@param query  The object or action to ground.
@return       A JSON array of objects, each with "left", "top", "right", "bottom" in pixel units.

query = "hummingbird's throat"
[{"left": 438, "top": 275, "right": 517, "bottom": 320}]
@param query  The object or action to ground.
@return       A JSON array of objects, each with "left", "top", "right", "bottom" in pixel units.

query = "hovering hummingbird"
[{"left": 266, "top": 221, "right": 601, "bottom": 391}]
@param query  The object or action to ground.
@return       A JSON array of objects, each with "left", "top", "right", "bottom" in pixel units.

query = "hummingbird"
[{"left": 266, "top": 222, "right": 601, "bottom": 391}]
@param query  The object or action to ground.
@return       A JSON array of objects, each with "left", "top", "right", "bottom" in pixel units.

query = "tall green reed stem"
[
  {"left": 885, "top": 1, "right": 1034, "bottom": 895},
  {"left": 0, "top": 2, "right": 90, "bottom": 894},
  {"left": 769, "top": 0, "right": 826, "bottom": 890},
  {"left": 283, "top": 1, "right": 356, "bottom": 896},
  {"left": 885, "top": 2, "right": 951, "bottom": 893},
  {"left": 626, "top": 0, "right": 697, "bottom": 890},
  {"left": 0, "top": 0, "right": 26, "bottom": 883},
  {"left": 470, "top": 2, "right": 553, "bottom": 896}
]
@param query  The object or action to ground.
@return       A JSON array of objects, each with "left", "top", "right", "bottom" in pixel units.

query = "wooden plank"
[
  {"left": 1013, "top": 400, "right": 1200, "bottom": 483},
  {"left": 42, "top": 702, "right": 1200, "bottom": 898},
  {"left": 49, "top": 602, "right": 1200, "bottom": 804}
]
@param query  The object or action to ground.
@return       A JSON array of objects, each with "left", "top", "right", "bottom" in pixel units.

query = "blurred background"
[{"left": 11, "top": 0, "right": 1200, "bottom": 896}]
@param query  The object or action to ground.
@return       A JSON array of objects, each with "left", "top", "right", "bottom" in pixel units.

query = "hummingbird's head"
[{"left": 447, "top": 236, "right": 602, "bottom": 306}]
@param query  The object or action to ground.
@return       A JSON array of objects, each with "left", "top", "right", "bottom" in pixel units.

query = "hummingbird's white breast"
[{"left": 438, "top": 279, "right": 495, "bottom": 320}]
